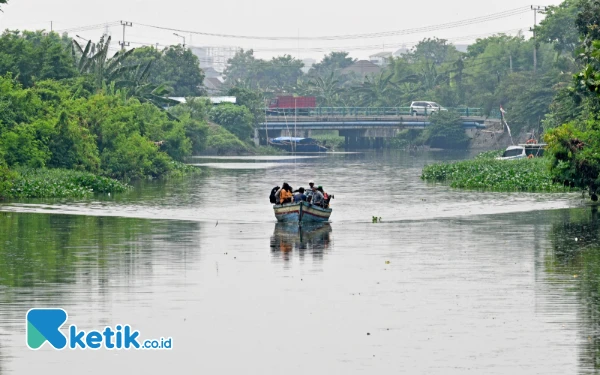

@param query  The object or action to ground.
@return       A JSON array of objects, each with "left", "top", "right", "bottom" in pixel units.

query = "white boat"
[{"left": 496, "top": 143, "right": 547, "bottom": 160}]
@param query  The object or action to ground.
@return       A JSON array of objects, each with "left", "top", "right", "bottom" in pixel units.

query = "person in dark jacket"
[{"left": 294, "top": 187, "right": 307, "bottom": 202}]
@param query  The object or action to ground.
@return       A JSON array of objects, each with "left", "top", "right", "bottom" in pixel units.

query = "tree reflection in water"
[
  {"left": 270, "top": 223, "right": 332, "bottom": 263},
  {"left": 549, "top": 206, "right": 600, "bottom": 371}
]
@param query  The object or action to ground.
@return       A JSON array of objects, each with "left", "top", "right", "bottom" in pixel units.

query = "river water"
[{"left": 0, "top": 151, "right": 599, "bottom": 374}]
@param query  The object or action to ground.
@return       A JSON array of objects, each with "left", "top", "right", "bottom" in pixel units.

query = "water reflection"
[
  {"left": 548, "top": 207, "right": 600, "bottom": 372},
  {"left": 0, "top": 212, "right": 201, "bottom": 327},
  {"left": 270, "top": 222, "right": 332, "bottom": 263}
]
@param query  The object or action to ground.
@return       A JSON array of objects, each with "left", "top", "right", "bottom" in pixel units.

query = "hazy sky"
[{"left": 0, "top": 0, "right": 561, "bottom": 61}]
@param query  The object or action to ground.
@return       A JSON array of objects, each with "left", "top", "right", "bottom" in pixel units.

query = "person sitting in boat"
[
  {"left": 279, "top": 183, "right": 294, "bottom": 205},
  {"left": 294, "top": 187, "right": 307, "bottom": 202},
  {"left": 310, "top": 185, "right": 325, "bottom": 207},
  {"left": 317, "top": 186, "right": 331, "bottom": 208},
  {"left": 306, "top": 180, "right": 316, "bottom": 201}
]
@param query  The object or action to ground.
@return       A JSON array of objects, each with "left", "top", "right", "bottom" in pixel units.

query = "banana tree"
[{"left": 71, "top": 36, "right": 138, "bottom": 89}]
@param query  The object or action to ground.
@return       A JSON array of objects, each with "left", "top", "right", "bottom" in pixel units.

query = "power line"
[{"left": 134, "top": 7, "right": 529, "bottom": 41}]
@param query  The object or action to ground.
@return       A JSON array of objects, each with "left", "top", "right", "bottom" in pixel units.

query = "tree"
[
  {"left": 154, "top": 45, "right": 205, "bottom": 97},
  {"left": 308, "top": 52, "right": 355, "bottom": 76},
  {"left": 0, "top": 30, "right": 77, "bottom": 87},
  {"left": 226, "top": 86, "right": 265, "bottom": 125},
  {"left": 425, "top": 111, "right": 470, "bottom": 149},
  {"left": 537, "top": 0, "right": 581, "bottom": 56},
  {"left": 224, "top": 49, "right": 304, "bottom": 92},
  {"left": 71, "top": 36, "right": 137, "bottom": 89},
  {"left": 308, "top": 72, "right": 342, "bottom": 106},
  {"left": 209, "top": 104, "right": 254, "bottom": 140},
  {"left": 410, "top": 38, "right": 459, "bottom": 66},
  {"left": 545, "top": 0, "right": 600, "bottom": 199}
]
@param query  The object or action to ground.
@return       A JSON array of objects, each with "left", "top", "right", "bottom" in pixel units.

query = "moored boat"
[
  {"left": 268, "top": 137, "right": 328, "bottom": 153},
  {"left": 273, "top": 201, "right": 332, "bottom": 223}
]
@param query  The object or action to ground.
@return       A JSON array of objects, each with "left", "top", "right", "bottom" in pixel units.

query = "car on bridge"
[{"left": 410, "top": 101, "right": 447, "bottom": 116}]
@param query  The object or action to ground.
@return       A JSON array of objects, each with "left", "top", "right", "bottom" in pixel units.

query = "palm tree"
[
  {"left": 309, "top": 72, "right": 341, "bottom": 107},
  {"left": 352, "top": 72, "right": 400, "bottom": 107}
]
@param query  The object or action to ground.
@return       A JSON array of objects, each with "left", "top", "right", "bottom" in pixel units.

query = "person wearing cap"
[{"left": 307, "top": 180, "right": 316, "bottom": 202}]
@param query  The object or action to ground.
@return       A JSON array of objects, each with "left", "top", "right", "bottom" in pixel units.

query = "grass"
[
  {"left": 4, "top": 168, "right": 129, "bottom": 199},
  {"left": 421, "top": 152, "right": 569, "bottom": 192}
]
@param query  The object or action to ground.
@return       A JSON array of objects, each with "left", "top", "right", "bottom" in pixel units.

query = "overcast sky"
[{"left": 0, "top": 0, "right": 561, "bottom": 61}]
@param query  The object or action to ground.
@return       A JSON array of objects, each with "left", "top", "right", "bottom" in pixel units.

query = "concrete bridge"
[{"left": 255, "top": 108, "right": 501, "bottom": 148}]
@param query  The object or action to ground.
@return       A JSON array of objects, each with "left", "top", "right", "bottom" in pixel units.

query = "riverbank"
[{"left": 421, "top": 152, "right": 571, "bottom": 192}]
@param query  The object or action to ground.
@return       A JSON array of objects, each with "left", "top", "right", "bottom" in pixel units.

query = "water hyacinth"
[
  {"left": 421, "top": 156, "right": 570, "bottom": 192},
  {"left": 7, "top": 169, "right": 129, "bottom": 199}
]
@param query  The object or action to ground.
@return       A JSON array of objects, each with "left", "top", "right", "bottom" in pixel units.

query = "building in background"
[
  {"left": 190, "top": 46, "right": 241, "bottom": 74},
  {"left": 368, "top": 52, "right": 393, "bottom": 67},
  {"left": 340, "top": 60, "right": 383, "bottom": 79}
]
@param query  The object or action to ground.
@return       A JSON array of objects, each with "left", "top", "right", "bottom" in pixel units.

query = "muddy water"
[{"left": 0, "top": 151, "right": 597, "bottom": 374}]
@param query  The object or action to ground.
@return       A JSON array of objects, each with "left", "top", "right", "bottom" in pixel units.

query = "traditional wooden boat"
[{"left": 273, "top": 201, "right": 332, "bottom": 223}]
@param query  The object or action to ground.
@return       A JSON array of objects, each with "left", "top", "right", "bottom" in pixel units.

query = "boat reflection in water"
[{"left": 270, "top": 222, "right": 332, "bottom": 263}]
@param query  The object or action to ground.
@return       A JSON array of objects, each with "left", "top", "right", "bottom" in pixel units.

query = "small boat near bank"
[
  {"left": 496, "top": 143, "right": 548, "bottom": 160},
  {"left": 268, "top": 137, "right": 328, "bottom": 153},
  {"left": 273, "top": 201, "right": 332, "bottom": 223}
]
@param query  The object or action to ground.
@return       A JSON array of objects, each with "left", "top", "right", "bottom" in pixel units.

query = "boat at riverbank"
[
  {"left": 497, "top": 143, "right": 548, "bottom": 160},
  {"left": 273, "top": 201, "right": 332, "bottom": 222},
  {"left": 268, "top": 137, "right": 328, "bottom": 153}
]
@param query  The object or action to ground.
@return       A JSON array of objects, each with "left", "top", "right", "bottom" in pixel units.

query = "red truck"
[{"left": 268, "top": 96, "right": 316, "bottom": 109}]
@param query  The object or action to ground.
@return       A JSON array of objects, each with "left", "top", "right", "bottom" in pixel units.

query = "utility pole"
[
  {"left": 173, "top": 33, "right": 185, "bottom": 48},
  {"left": 530, "top": 5, "right": 547, "bottom": 74},
  {"left": 50, "top": 21, "right": 53, "bottom": 32},
  {"left": 120, "top": 21, "right": 132, "bottom": 50}
]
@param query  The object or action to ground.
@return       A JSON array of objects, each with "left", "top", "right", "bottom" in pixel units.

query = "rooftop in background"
[
  {"left": 169, "top": 97, "right": 236, "bottom": 104},
  {"left": 340, "top": 60, "right": 384, "bottom": 77}
]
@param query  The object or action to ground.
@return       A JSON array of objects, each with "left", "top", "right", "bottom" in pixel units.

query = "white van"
[{"left": 410, "top": 101, "right": 447, "bottom": 115}]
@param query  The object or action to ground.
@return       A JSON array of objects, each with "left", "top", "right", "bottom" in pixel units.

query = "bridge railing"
[{"left": 264, "top": 107, "right": 490, "bottom": 117}]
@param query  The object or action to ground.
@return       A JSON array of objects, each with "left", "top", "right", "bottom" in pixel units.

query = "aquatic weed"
[{"left": 421, "top": 157, "right": 570, "bottom": 192}]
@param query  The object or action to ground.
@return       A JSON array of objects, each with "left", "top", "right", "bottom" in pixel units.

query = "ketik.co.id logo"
[{"left": 26, "top": 308, "right": 173, "bottom": 350}]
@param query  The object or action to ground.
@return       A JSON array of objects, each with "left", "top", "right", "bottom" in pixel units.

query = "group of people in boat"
[{"left": 270, "top": 180, "right": 333, "bottom": 208}]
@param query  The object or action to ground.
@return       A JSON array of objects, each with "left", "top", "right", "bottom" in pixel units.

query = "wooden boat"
[{"left": 273, "top": 201, "right": 332, "bottom": 223}]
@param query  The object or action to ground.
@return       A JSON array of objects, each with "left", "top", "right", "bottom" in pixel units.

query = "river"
[{"left": 0, "top": 151, "right": 598, "bottom": 374}]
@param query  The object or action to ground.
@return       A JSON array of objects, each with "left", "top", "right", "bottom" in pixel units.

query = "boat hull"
[{"left": 273, "top": 201, "right": 332, "bottom": 223}]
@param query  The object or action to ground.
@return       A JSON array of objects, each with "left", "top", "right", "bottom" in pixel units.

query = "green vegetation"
[
  {"left": 3, "top": 168, "right": 128, "bottom": 198},
  {"left": 310, "top": 131, "right": 345, "bottom": 150},
  {"left": 422, "top": 153, "right": 568, "bottom": 192},
  {"left": 542, "top": 0, "right": 600, "bottom": 199},
  {"left": 0, "top": 27, "right": 268, "bottom": 198}
]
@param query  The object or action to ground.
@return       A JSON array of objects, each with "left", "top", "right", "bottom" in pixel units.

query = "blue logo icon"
[
  {"left": 27, "top": 309, "right": 68, "bottom": 350},
  {"left": 26, "top": 309, "right": 173, "bottom": 351}
]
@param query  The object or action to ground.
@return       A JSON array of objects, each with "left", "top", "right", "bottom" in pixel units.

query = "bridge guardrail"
[{"left": 264, "top": 107, "right": 493, "bottom": 118}]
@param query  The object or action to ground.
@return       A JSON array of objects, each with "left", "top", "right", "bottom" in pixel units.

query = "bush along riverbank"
[
  {"left": 0, "top": 167, "right": 129, "bottom": 199},
  {"left": 421, "top": 151, "right": 572, "bottom": 192}
]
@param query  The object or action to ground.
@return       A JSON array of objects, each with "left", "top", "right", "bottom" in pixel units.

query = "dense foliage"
[{"left": 543, "top": 0, "right": 600, "bottom": 199}]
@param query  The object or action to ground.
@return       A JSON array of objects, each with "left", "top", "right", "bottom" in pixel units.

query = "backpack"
[{"left": 269, "top": 186, "right": 280, "bottom": 204}]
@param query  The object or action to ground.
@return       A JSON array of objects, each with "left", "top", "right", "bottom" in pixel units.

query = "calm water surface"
[{"left": 1, "top": 151, "right": 598, "bottom": 374}]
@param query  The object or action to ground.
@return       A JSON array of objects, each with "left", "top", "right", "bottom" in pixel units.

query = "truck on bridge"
[{"left": 267, "top": 96, "right": 316, "bottom": 115}]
